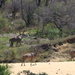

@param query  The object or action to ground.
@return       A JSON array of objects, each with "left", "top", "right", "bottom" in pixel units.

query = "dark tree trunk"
[
  {"left": 59, "top": 29, "right": 63, "bottom": 37},
  {"left": 45, "top": 0, "right": 49, "bottom": 6},
  {"left": 37, "top": 0, "right": 41, "bottom": 6},
  {"left": 25, "top": 15, "right": 30, "bottom": 27}
]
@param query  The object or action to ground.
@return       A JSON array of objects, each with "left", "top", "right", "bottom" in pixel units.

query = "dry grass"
[{"left": 1, "top": 34, "right": 75, "bottom": 63}]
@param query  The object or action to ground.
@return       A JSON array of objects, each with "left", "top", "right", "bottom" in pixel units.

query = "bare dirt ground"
[{"left": 8, "top": 62, "right": 75, "bottom": 75}]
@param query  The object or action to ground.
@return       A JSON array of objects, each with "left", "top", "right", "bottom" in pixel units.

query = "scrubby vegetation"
[
  {"left": 0, "top": 0, "right": 75, "bottom": 63},
  {"left": 0, "top": 64, "right": 11, "bottom": 75},
  {"left": 1, "top": 0, "right": 75, "bottom": 75},
  {"left": 0, "top": 0, "right": 75, "bottom": 36}
]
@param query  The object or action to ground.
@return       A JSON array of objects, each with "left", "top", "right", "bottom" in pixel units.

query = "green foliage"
[
  {"left": 0, "top": 15, "right": 10, "bottom": 33},
  {"left": 0, "top": 15, "right": 10, "bottom": 28},
  {"left": 29, "top": 29, "right": 38, "bottom": 36},
  {"left": 6, "top": 0, "right": 11, "bottom": 3},
  {"left": 54, "top": 2, "right": 64, "bottom": 11},
  {"left": 0, "top": 37, "right": 9, "bottom": 42},
  {"left": 0, "top": 37, "right": 9, "bottom": 50},
  {"left": 44, "top": 24, "right": 59, "bottom": 39},
  {"left": 34, "top": 23, "right": 73, "bottom": 39},
  {"left": 35, "top": 23, "right": 59, "bottom": 39},
  {"left": 0, "top": 64, "right": 11, "bottom": 75},
  {"left": 16, "top": 21, "right": 25, "bottom": 27}
]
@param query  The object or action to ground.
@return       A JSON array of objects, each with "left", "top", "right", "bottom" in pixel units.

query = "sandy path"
[{"left": 7, "top": 62, "right": 75, "bottom": 75}]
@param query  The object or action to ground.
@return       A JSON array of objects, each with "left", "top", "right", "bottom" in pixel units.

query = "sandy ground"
[{"left": 4, "top": 62, "right": 75, "bottom": 75}]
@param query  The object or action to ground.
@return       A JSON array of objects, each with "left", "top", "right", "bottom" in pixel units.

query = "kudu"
[
  {"left": 70, "top": 51, "right": 75, "bottom": 60},
  {"left": 9, "top": 33, "right": 29, "bottom": 47},
  {"left": 21, "top": 50, "right": 39, "bottom": 66}
]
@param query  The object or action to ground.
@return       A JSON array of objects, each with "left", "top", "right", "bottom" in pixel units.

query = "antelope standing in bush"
[
  {"left": 21, "top": 50, "right": 39, "bottom": 66},
  {"left": 70, "top": 51, "right": 75, "bottom": 60},
  {"left": 9, "top": 33, "right": 29, "bottom": 47}
]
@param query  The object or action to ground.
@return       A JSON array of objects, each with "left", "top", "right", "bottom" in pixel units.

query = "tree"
[
  {"left": 36, "top": 0, "right": 75, "bottom": 38},
  {"left": 36, "top": 0, "right": 41, "bottom": 6},
  {"left": 20, "top": 0, "right": 37, "bottom": 27},
  {"left": 0, "top": 0, "right": 7, "bottom": 8},
  {"left": 9, "top": 0, "right": 20, "bottom": 19},
  {"left": 45, "top": 0, "right": 49, "bottom": 6}
]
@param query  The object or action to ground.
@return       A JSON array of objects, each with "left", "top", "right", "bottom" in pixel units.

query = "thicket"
[
  {"left": 0, "top": 0, "right": 75, "bottom": 39},
  {"left": 0, "top": 15, "right": 11, "bottom": 33},
  {"left": 0, "top": 64, "right": 11, "bottom": 75}
]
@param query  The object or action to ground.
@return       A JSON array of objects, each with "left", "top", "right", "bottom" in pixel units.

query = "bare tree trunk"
[
  {"left": 45, "top": 0, "right": 49, "bottom": 6},
  {"left": 59, "top": 29, "right": 63, "bottom": 37},
  {"left": 20, "top": 0, "right": 25, "bottom": 26},
  {"left": 20, "top": 0, "right": 30, "bottom": 27},
  {"left": 37, "top": 0, "right": 41, "bottom": 6},
  {"left": 11, "top": 0, "right": 16, "bottom": 19}
]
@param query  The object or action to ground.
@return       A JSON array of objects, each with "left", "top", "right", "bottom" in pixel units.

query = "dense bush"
[
  {"left": 35, "top": 24, "right": 59, "bottom": 39},
  {"left": 0, "top": 64, "right": 11, "bottom": 75},
  {"left": 0, "top": 15, "right": 12, "bottom": 33}
]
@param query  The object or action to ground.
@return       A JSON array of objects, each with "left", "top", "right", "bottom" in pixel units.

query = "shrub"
[
  {"left": 0, "top": 64, "right": 11, "bottom": 75},
  {"left": 0, "top": 15, "right": 11, "bottom": 33},
  {"left": 35, "top": 24, "right": 59, "bottom": 39}
]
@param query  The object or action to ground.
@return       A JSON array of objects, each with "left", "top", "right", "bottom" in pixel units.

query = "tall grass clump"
[{"left": 0, "top": 64, "right": 11, "bottom": 75}]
